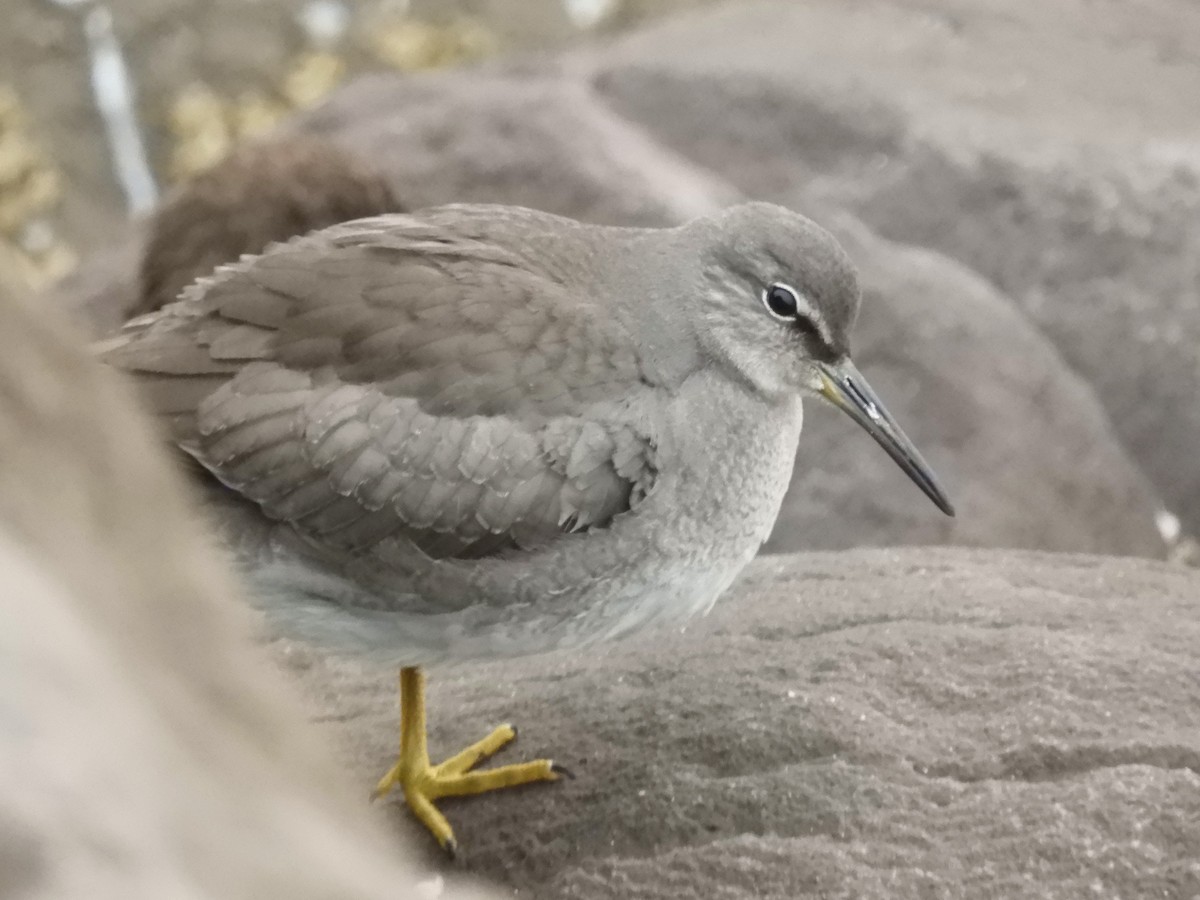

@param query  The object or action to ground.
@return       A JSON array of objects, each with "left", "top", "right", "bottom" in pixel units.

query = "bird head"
[{"left": 688, "top": 202, "right": 955, "bottom": 517}]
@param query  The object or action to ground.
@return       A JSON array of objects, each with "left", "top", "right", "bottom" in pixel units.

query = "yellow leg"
[{"left": 371, "top": 666, "right": 566, "bottom": 855}]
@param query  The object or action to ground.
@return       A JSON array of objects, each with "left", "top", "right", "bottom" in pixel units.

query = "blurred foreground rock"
[
  {"left": 0, "top": 282, "right": 495, "bottom": 898},
  {"left": 293, "top": 546, "right": 1200, "bottom": 898}
]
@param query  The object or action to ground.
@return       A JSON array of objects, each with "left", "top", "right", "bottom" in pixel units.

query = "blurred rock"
[
  {"left": 833, "top": 152, "right": 1200, "bottom": 543},
  {"left": 279, "top": 68, "right": 740, "bottom": 227},
  {"left": 0, "top": 281, "right": 496, "bottom": 899},
  {"left": 52, "top": 226, "right": 143, "bottom": 338},
  {"left": 582, "top": 0, "right": 1200, "bottom": 539},
  {"left": 584, "top": 0, "right": 1200, "bottom": 149},
  {"left": 296, "top": 546, "right": 1200, "bottom": 897},
  {"left": 0, "top": 0, "right": 579, "bottom": 263},
  {"left": 55, "top": 65, "right": 1166, "bottom": 557}
]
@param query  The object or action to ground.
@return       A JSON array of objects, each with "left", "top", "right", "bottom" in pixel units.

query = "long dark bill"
[{"left": 816, "top": 360, "right": 955, "bottom": 517}]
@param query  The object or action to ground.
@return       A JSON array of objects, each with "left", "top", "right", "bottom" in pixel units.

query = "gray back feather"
[{"left": 102, "top": 208, "right": 663, "bottom": 561}]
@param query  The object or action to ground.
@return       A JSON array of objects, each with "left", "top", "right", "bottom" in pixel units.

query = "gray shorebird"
[{"left": 100, "top": 201, "right": 953, "bottom": 854}]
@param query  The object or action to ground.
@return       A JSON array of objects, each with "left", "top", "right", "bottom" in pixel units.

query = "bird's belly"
[
  {"left": 225, "top": 382, "right": 804, "bottom": 667},
  {"left": 238, "top": 538, "right": 746, "bottom": 667}
]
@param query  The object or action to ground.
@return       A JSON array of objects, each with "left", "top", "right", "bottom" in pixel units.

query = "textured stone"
[{"left": 293, "top": 546, "right": 1200, "bottom": 898}]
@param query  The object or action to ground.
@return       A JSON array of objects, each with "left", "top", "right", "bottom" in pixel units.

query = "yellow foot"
[{"left": 371, "top": 667, "right": 568, "bottom": 856}]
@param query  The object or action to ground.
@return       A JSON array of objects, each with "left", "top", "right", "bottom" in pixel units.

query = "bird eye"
[{"left": 762, "top": 283, "right": 801, "bottom": 321}]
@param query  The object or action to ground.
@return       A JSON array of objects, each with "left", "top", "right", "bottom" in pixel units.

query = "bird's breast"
[{"left": 655, "top": 371, "right": 804, "bottom": 556}]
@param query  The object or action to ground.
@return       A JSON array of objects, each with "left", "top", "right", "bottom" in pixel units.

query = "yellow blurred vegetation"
[
  {"left": 0, "top": 88, "right": 76, "bottom": 291},
  {"left": 0, "top": 11, "right": 502, "bottom": 291},
  {"left": 166, "top": 15, "right": 496, "bottom": 183},
  {"left": 0, "top": 0, "right": 740, "bottom": 294}
]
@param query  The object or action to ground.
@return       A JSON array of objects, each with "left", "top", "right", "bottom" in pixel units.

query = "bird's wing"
[{"left": 102, "top": 215, "right": 660, "bottom": 560}]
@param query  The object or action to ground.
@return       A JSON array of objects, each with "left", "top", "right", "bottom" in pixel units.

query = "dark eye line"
[
  {"left": 791, "top": 315, "right": 819, "bottom": 336},
  {"left": 797, "top": 320, "right": 842, "bottom": 362}
]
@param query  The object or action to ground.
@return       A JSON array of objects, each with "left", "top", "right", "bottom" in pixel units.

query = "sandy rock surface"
[{"left": 289, "top": 546, "right": 1200, "bottom": 899}]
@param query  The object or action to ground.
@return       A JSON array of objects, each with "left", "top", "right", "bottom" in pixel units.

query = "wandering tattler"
[{"left": 100, "top": 201, "right": 954, "bottom": 853}]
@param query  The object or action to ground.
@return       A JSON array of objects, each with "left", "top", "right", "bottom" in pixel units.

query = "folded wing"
[{"left": 102, "top": 213, "right": 660, "bottom": 560}]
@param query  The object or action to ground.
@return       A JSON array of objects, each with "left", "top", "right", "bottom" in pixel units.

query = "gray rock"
[
  {"left": 292, "top": 545, "right": 1200, "bottom": 898},
  {"left": 830, "top": 152, "right": 1200, "bottom": 542},
  {"left": 279, "top": 68, "right": 740, "bottom": 226},
  {"left": 53, "top": 228, "right": 142, "bottom": 337}
]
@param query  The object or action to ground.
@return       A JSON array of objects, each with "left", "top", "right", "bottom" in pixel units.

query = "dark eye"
[{"left": 762, "top": 283, "right": 800, "bottom": 321}]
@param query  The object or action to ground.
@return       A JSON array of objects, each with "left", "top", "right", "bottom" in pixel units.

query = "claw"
[{"left": 378, "top": 667, "right": 565, "bottom": 852}]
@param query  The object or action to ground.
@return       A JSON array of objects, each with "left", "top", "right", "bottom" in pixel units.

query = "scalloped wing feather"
[{"left": 101, "top": 212, "right": 660, "bottom": 561}]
